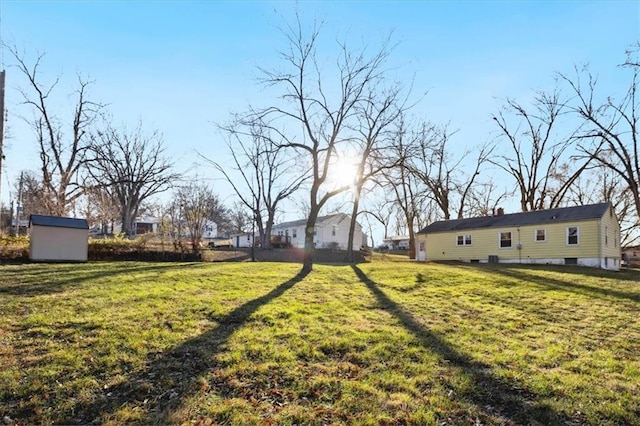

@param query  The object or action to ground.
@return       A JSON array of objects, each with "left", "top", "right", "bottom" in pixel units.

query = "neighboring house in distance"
[
  {"left": 272, "top": 213, "right": 365, "bottom": 250},
  {"left": 622, "top": 245, "right": 640, "bottom": 268},
  {"left": 201, "top": 220, "right": 218, "bottom": 242},
  {"left": 416, "top": 202, "right": 621, "bottom": 270},
  {"left": 382, "top": 236, "right": 410, "bottom": 250},
  {"left": 10, "top": 218, "right": 29, "bottom": 236},
  {"left": 135, "top": 216, "right": 163, "bottom": 235},
  {"left": 230, "top": 232, "right": 255, "bottom": 248},
  {"left": 125, "top": 217, "right": 218, "bottom": 242}
]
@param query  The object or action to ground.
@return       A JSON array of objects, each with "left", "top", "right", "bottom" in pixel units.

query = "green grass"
[{"left": 1, "top": 261, "right": 639, "bottom": 425}]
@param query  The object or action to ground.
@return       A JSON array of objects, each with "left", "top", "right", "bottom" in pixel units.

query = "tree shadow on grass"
[
  {"left": 0, "top": 262, "right": 205, "bottom": 296},
  {"left": 351, "top": 265, "right": 569, "bottom": 424},
  {"left": 488, "top": 265, "right": 640, "bottom": 305},
  {"left": 67, "top": 269, "right": 309, "bottom": 424}
]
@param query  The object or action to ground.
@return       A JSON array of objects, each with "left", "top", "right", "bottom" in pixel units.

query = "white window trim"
[
  {"left": 566, "top": 226, "right": 579, "bottom": 246},
  {"left": 534, "top": 228, "right": 546, "bottom": 243},
  {"left": 456, "top": 234, "right": 472, "bottom": 246},
  {"left": 499, "top": 231, "right": 513, "bottom": 249}
]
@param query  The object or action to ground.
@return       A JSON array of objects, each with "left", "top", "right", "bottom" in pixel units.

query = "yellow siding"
[
  {"left": 600, "top": 205, "right": 622, "bottom": 260},
  {"left": 418, "top": 211, "right": 620, "bottom": 265}
]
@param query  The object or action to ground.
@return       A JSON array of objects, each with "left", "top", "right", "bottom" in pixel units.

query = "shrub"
[{"left": 0, "top": 235, "right": 29, "bottom": 262}]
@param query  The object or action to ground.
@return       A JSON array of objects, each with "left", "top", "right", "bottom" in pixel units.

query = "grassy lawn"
[{"left": 1, "top": 261, "right": 639, "bottom": 425}]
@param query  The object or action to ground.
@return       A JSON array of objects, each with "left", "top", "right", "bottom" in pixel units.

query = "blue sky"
[{"left": 0, "top": 1, "right": 638, "bottom": 241}]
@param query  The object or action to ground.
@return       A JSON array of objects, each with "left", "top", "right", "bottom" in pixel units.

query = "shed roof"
[
  {"left": 417, "top": 202, "right": 612, "bottom": 234},
  {"left": 29, "top": 214, "right": 89, "bottom": 230}
]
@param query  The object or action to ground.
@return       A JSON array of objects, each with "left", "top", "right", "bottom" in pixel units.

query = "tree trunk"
[
  {"left": 263, "top": 211, "right": 275, "bottom": 249},
  {"left": 407, "top": 216, "right": 416, "bottom": 260},
  {"left": 301, "top": 209, "right": 319, "bottom": 274},
  {"left": 346, "top": 189, "right": 362, "bottom": 263}
]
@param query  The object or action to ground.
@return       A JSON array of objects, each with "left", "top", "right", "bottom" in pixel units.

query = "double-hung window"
[
  {"left": 567, "top": 227, "right": 579, "bottom": 245},
  {"left": 535, "top": 229, "right": 546, "bottom": 242},
  {"left": 500, "top": 231, "right": 512, "bottom": 248},
  {"left": 456, "top": 234, "right": 472, "bottom": 246}
]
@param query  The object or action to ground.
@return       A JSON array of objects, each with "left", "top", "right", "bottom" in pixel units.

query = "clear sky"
[{"left": 0, "top": 1, "right": 638, "bottom": 242}]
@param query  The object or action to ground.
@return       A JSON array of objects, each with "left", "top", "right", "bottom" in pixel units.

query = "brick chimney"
[{"left": 497, "top": 207, "right": 504, "bottom": 216}]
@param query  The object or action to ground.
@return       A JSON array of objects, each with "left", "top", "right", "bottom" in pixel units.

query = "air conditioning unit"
[{"left": 488, "top": 255, "right": 499, "bottom": 263}]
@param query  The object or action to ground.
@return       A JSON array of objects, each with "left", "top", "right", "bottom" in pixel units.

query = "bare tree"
[
  {"left": 162, "top": 200, "right": 183, "bottom": 251},
  {"left": 82, "top": 185, "right": 119, "bottom": 234},
  {"left": 86, "top": 122, "right": 179, "bottom": 236},
  {"left": 258, "top": 16, "right": 398, "bottom": 272},
  {"left": 8, "top": 46, "right": 103, "bottom": 216},
  {"left": 491, "top": 89, "right": 591, "bottom": 212},
  {"left": 208, "top": 119, "right": 306, "bottom": 248},
  {"left": 175, "top": 182, "right": 220, "bottom": 250},
  {"left": 13, "top": 170, "right": 48, "bottom": 217},
  {"left": 408, "top": 123, "right": 493, "bottom": 220},
  {"left": 207, "top": 196, "right": 231, "bottom": 237},
  {"left": 227, "top": 201, "right": 252, "bottom": 234},
  {"left": 465, "top": 179, "right": 512, "bottom": 217},
  {"left": 563, "top": 163, "right": 638, "bottom": 246},
  {"left": 560, "top": 47, "right": 640, "bottom": 231},
  {"left": 344, "top": 82, "right": 409, "bottom": 261},
  {"left": 377, "top": 118, "right": 428, "bottom": 259},
  {"left": 361, "top": 194, "right": 397, "bottom": 242}
]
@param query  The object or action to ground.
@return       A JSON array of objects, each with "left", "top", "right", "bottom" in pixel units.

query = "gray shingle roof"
[
  {"left": 417, "top": 202, "right": 612, "bottom": 234},
  {"left": 29, "top": 214, "right": 89, "bottom": 230}
]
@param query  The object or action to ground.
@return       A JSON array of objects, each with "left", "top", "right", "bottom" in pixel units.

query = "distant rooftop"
[{"left": 273, "top": 213, "right": 350, "bottom": 229}]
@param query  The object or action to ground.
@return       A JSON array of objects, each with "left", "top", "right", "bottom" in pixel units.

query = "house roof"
[
  {"left": 29, "top": 214, "right": 89, "bottom": 230},
  {"left": 417, "top": 202, "right": 612, "bottom": 234},
  {"left": 383, "top": 235, "right": 410, "bottom": 242},
  {"left": 273, "top": 213, "right": 351, "bottom": 229}
]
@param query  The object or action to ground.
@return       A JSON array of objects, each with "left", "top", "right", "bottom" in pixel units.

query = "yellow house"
[{"left": 416, "top": 203, "right": 621, "bottom": 270}]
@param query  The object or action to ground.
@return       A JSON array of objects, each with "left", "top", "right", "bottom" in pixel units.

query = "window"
[
  {"left": 332, "top": 226, "right": 337, "bottom": 236},
  {"left": 535, "top": 229, "right": 546, "bottom": 242},
  {"left": 292, "top": 229, "right": 297, "bottom": 238},
  {"left": 456, "top": 234, "right": 472, "bottom": 246},
  {"left": 567, "top": 227, "right": 579, "bottom": 245},
  {"left": 605, "top": 226, "right": 609, "bottom": 246},
  {"left": 500, "top": 232, "right": 512, "bottom": 248}
]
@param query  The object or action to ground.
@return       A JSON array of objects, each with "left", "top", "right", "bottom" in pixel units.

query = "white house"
[
  {"left": 134, "top": 216, "right": 162, "bottom": 235},
  {"left": 382, "top": 235, "right": 410, "bottom": 250},
  {"left": 201, "top": 220, "right": 218, "bottom": 242},
  {"left": 29, "top": 215, "right": 89, "bottom": 262},
  {"left": 124, "top": 217, "right": 218, "bottom": 241},
  {"left": 230, "top": 232, "right": 256, "bottom": 248},
  {"left": 272, "top": 213, "right": 365, "bottom": 250}
]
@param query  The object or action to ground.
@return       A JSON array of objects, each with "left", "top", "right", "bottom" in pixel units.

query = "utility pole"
[
  {"left": 0, "top": 70, "right": 6, "bottom": 235},
  {"left": 15, "top": 171, "right": 23, "bottom": 236}
]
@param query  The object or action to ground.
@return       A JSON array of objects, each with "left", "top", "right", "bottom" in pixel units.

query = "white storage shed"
[{"left": 29, "top": 215, "right": 90, "bottom": 262}]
